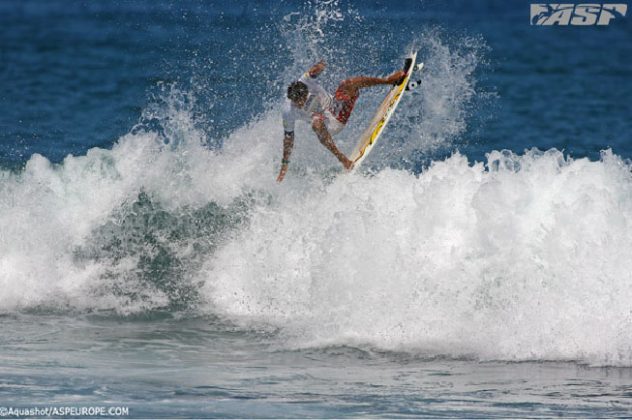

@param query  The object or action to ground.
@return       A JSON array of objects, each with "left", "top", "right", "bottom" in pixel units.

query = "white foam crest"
[{"left": 200, "top": 148, "right": 632, "bottom": 366}]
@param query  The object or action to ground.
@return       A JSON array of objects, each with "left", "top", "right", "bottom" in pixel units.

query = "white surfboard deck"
[{"left": 348, "top": 52, "right": 422, "bottom": 172}]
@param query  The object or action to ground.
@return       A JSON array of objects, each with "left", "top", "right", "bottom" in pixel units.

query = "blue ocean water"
[{"left": 1, "top": 0, "right": 632, "bottom": 417}]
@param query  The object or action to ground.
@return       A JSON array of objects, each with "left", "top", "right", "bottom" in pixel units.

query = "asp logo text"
[{"left": 531, "top": 3, "right": 628, "bottom": 25}]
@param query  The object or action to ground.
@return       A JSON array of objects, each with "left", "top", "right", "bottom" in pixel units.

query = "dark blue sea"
[{"left": 1, "top": 0, "right": 632, "bottom": 418}]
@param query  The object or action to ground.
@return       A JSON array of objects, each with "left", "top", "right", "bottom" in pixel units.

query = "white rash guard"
[{"left": 282, "top": 72, "right": 345, "bottom": 136}]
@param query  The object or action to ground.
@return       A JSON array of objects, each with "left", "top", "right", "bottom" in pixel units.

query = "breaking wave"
[{"left": 1, "top": 1, "right": 631, "bottom": 367}]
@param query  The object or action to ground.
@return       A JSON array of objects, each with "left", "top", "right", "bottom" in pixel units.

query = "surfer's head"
[{"left": 287, "top": 81, "right": 308, "bottom": 106}]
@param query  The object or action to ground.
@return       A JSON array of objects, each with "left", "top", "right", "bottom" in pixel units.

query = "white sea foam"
[{"left": 200, "top": 148, "right": 632, "bottom": 366}]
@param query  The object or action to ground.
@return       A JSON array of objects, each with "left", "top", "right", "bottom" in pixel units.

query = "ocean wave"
[
  {"left": 1, "top": 107, "right": 631, "bottom": 365},
  {"left": 2, "top": 6, "right": 630, "bottom": 366}
]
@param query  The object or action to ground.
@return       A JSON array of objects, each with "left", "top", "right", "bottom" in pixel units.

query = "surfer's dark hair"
[{"left": 287, "top": 81, "right": 308, "bottom": 101}]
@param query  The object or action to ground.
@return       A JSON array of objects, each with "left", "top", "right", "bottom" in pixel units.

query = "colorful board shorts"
[
  {"left": 332, "top": 82, "right": 360, "bottom": 125},
  {"left": 312, "top": 81, "right": 360, "bottom": 136}
]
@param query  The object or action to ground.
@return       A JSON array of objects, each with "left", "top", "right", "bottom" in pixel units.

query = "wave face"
[{"left": 1, "top": 1, "right": 631, "bottom": 368}]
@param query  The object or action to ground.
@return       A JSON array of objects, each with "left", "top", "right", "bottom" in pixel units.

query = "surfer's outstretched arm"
[
  {"left": 307, "top": 60, "right": 326, "bottom": 78},
  {"left": 276, "top": 132, "right": 294, "bottom": 183}
]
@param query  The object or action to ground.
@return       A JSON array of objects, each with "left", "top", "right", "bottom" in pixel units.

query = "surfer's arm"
[
  {"left": 307, "top": 60, "right": 326, "bottom": 78},
  {"left": 276, "top": 131, "right": 294, "bottom": 183}
]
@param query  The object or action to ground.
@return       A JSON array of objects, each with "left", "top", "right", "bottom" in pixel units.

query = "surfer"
[{"left": 277, "top": 60, "right": 405, "bottom": 182}]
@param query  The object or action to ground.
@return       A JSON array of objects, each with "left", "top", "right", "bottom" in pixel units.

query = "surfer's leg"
[
  {"left": 337, "top": 71, "right": 406, "bottom": 96},
  {"left": 312, "top": 116, "right": 352, "bottom": 169},
  {"left": 332, "top": 71, "right": 405, "bottom": 124},
  {"left": 324, "top": 111, "right": 345, "bottom": 135}
]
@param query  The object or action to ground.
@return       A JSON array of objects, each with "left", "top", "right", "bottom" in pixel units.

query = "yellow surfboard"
[{"left": 349, "top": 52, "right": 422, "bottom": 171}]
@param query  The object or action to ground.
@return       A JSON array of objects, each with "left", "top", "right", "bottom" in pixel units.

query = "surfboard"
[{"left": 348, "top": 52, "right": 422, "bottom": 171}]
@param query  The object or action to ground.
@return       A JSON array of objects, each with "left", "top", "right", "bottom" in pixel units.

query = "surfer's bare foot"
[
  {"left": 342, "top": 158, "right": 354, "bottom": 170},
  {"left": 386, "top": 70, "right": 406, "bottom": 85}
]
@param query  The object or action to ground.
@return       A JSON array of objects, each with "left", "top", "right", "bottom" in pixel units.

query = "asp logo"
[{"left": 530, "top": 3, "right": 628, "bottom": 25}]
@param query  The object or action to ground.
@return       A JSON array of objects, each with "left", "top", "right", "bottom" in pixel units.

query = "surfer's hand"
[
  {"left": 276, "top": 164, "right": 288, "bottom": 183},
  {"left": 309, "top": 60, "right": 326, "bottom": 78},
  {"left": 386, "top": 70, "right": 406, "bottom": 85}
]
